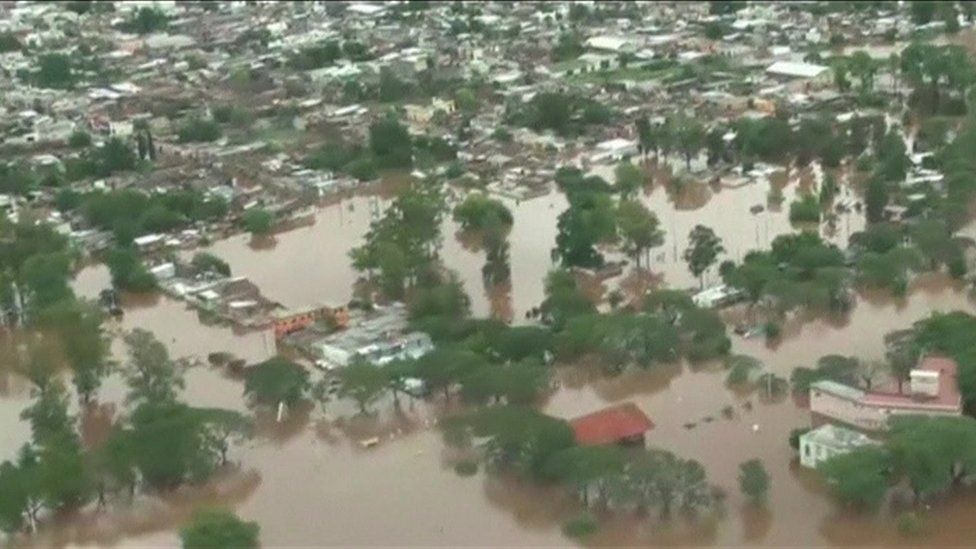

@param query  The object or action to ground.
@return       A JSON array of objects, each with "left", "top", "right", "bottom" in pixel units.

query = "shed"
[{"left": 570, "top": 403, "right": 654, "bottom": 446}]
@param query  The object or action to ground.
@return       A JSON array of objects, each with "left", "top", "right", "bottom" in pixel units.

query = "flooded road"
[{"left": 5, "top": 168, "right": 976, "bottom": 547}]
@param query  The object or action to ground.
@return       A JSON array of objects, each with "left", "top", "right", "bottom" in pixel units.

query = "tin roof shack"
[
  {"left": 799, "top": 424, "right": 879, "bottom": 469},
  {"left": 810, "top": 356, "right": 963, "bottom": 432},
  {"left": 164, "top": 274, "right": 280, "bottom": 329},
  {"left": 273, "top": 304, "right": 349, "bottom": 339},
  {"left": 570, "top": 403, "right": 654, "bottom": 447},
  {"left": 764, "top": 61, "right": 832, "bottom": 88},
  {"left": 307, "top": 304, "right": 434, "bottom": 370}
]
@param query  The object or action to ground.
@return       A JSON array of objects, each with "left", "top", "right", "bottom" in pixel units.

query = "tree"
[
  {"left": 369, "top": 115, "right": 413, "bottom": 168},
  {"left": 0, "top": 31, "right": 22, "bottom": 53},
  {"left": 738, "top": 459, "right": 770, "bottom": 504},
  {"left": 244, "top": 357, "right": 310, "bottom": 411},
  {"left": 544, "top": 446, "right": 626, "bottom": 506},
  {"left": 864, "top": 176, "right": 889, "bottom": 224},
  {"left": 616, "top": 200, "right": 664, "bottom": 268},
  {"left": 819, "top": 446, "right": 890, "bottom": 509},
  {"left": 910, "top": 1, "right": 936, "bottom": 25},
  {"left": 455, "top": 87, "right": 478, "bottom": 112},
  {"left": 0, "top": 459, "right": 29, "bottom": 534},
  {"left": 849, "top": 51, "right": 877, "bottom": 94},
  {"left": 242, "top": 208, "right": 273, "bottom": 235},
  {"left": 95, "top": 138, "right": 138, "bottom": 176},
  {"left": 887, "top": 415, "right": 976, "bottom": 501},
  {"left": 452, "top": 194, "right": 513, "bottom": 231},
  {"left": 443, "top": 406, "right": 575, "bottom": 481},
  {"left": 615, "top": 449, "right": 711, "bottom": 517},
  {"left": 68, "top": 130, "right": 92, "bottom": 149},
  {"left": 125, "top": 402, "right": 218, "bottom": 489},
  {"left": 672, "top": 116, "right": 705, "bottom": 170},
  {"left": 106, "top": 246, "right": 157, "bottom": 292},
  {"left": 124, "top": 6, "right": 169, "bottom": 34},
  {"left": 178, "top": 117, "right": 222, "bottom": 143},
  {"left": 613, "top": 162, "right": 644, "bottom": 198},
  {"left": 35, "top": 54, "right": 76, "bottom": 89},
  {"left": 337, "top": 360, "right": 389, "bottom": 414},
  {"left": 551, "top": 32, "right": 584, "bottom": 62},
  {"left": 123, "top": 329, "right": 184, "bottom": 405},
  {"left": 181, "top": 508, "right": 260, "bottom": 549},
  {"left": 684, "top": 225, "right": 724, "bottom": 288},
  {"left": 554, "top": 191, "right": 617, "bottom": 268}
]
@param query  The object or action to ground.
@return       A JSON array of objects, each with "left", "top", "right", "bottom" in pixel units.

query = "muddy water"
[
  {"left": 3, "top": 168, "right": 974, "bottom": 546},
  {"left": 17, "top": 270, "right": 971, "bottom": 548},
  {"left": 196, "top": 165, "right": 860, "bottom": 324},
  {"left": 200, "top": 188, "right": 566, "bottom": 322}
]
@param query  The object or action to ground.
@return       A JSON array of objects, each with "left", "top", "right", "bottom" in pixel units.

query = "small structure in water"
[
  {"left": 798, "top": 424, "right": 879, "bottom": 469},
  {"left": 570, "top": 403, "right": 654, "bottom": 447}
]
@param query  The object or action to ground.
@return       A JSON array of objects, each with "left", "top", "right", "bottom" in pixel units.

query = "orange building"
[{"left": 273, "top": 305, "right": 349, "bottom": 338}]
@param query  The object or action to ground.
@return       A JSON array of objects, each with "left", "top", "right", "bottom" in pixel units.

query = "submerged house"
[
  {"left": 570, "top": 403, "right": 654, "bottom": 447},
  {"left": 810, "top": 356, "right": 962, "bottom": 432},
  {"left": 798, "top": 423, "right": 879, "bottom": 469}
]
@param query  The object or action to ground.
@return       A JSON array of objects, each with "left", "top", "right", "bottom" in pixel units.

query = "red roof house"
[{"left": 569, "top": 403, "right": 655, "bottom": 446}]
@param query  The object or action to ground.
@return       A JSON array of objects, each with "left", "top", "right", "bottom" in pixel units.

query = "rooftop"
[
  {"left": 765, "top": 61, "right": 829, "bottom": 79},
  {"left": 862, "top": 356, "right": 961, "bottom": 411},
  {"left": 570, "top": 403, "right": 654, "bottom": 446},
  {"left": 801, "top": 423, "right": 878, "bottom": 451}
]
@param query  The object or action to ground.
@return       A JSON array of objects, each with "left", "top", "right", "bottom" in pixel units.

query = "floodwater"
[
  {"left": 5, "top": 168, "right": 976, "bottom": 547},
  {"left": 196, "top": 163, "right": 860, "bottom": 321}
]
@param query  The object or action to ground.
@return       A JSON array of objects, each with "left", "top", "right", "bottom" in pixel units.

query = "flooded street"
[{"left": 5, "top": 170, "right": 976, "bottom": 547}]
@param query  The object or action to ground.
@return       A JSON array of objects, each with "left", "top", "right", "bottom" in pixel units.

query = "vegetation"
[
  {"left": 738, "top": 459, "right": 770, "bottom": 504},
  {"left": 181, "top": 508, "right": 260, "bottom": 549},
  {"left": 178, "top": 117, "right": 223, "bottom": 143},
  {"left": 684, "top": 225, "right": 724, "bottom": 288},
  {"left": 242, "top": 208, "right": 274, "bottom": 236},
  {"left": 452, "top": 194, "right": 513, "bottom": 231},
  {"left": 244, "top": 357, "right": 311, "bottom": 411},
  {"left": 0, "top": 330, "right": 250, "bottom": 535}
]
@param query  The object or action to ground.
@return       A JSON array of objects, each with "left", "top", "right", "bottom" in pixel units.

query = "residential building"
[
  {"left": 765, "top": 61, "right": 831, "bottom": 84},
  {"left": 798, "top": 424, "right": 879, "bottom": 469},
  {"left": 570, "top": 403, "right": 654, "bottom": 446},
  {"left": 273, "top": 304, "right": 349, "bottom": 338},
  {"left": 810, "top": 356, "right": 963, "bottom": 431}
]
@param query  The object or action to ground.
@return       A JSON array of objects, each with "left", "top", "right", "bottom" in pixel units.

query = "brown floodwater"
[{"left": 4, "top": 169, "right": 976, "bottom": 547}]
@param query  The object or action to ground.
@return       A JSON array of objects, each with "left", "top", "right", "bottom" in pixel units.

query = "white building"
[
  {"left": 584, "top": 35, "right": 634, "bottom": 54},
  {"left": 765, "top": 61, "right": 831, "bottom": 83},
  {"left": 799, "top": 424, "right": 879, "bottom": 469},
  {"left": 590, "top": 138, "right": 638, "bottom": 164}
]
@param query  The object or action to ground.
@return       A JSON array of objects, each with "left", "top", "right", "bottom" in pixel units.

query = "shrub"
[
  {"left": 242, "top": 208, "right": 273, "bottom": 235},
  {"left": 562, "top": 514, "right": 598, "bottom": 539},
  {"left": 68, "top": 130, "right": 92, "bottom": 148},
  {"left": 789, "top": 194, "right": 820, "bottom": 223}
]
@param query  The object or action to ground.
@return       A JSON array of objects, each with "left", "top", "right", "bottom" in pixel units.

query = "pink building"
[{"left": 809, "top": 356, "right": 962, "bottom": 431}]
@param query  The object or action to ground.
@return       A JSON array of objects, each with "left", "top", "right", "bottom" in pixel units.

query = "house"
[
  {"left": 590, "top": 138, "right": 638, "bottom": 163},
  {"left": 799, "top": 424, "right": 879, "bottom": 469},
  {"left": 273, "top": 304, "right": 349, "bottom": 338},
  {"left": 585, "top": 35, "right": 635, "bottom": 54},
  {"left": 765, "top": 61, "right": 831, "bottom": 83},
  {"left": 810, "top": 356, "right": 963, "bottom": 431},
  {"left": 570, "top": 403, "right": 654, "bottom": 446}
]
